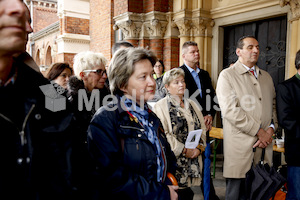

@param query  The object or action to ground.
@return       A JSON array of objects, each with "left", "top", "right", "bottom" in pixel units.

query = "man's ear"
[
  {"left": 236, "top": 48, "right": 241, "bottom": 57},
  {"left": 182, "top": 53, "right": 185, "bottom": 60}
]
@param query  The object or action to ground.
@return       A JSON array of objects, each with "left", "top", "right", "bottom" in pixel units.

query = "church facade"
[{"left": 26, "top": 0, "right": 300, "bottom": 84}]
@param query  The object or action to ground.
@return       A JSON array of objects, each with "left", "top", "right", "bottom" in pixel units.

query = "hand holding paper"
[{"left": 185, "top": 129, "right": 203, "bottom": 149}]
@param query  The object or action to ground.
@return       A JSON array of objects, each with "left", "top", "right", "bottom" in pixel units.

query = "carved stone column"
[
  {"left": 192, "top": 18, "right": 214, "bottom": 73},
  {"left": 192, "top": 18, "right": 206, "bottom": 69},
  {"left": 113, "top": 19, "right": 143, "bottom": 40},
  {"left": 174, "top": 19, "right": 192, "bottom": 65},
  {"left": 280, "top": 0, "right": 300, "bottom": 77},
  {"left": 145, "top": 19, "right": 168, "bottom": 39}
]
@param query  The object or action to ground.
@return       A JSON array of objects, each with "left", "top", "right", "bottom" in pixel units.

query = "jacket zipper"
[
  {"left": 119, "top": 125, "right": 144, "bottom": 150},
  {"left": 119, "top": 125, "right": 144, "bottom": 132},
  {"left": 20, "top": 104, "right": 35, "bottom": 146},
  {"left": 0, "top": 104, "right": 35, "bottom": 164}
]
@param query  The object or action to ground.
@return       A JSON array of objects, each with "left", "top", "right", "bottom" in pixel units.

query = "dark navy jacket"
[{"left": 87, "top": 97, "right": 177, "bottom": 200}]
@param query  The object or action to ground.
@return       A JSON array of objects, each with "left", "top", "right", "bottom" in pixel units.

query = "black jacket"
[
  {"left": 277, "top": 75, "right": 300, "bottom": 166},
  {"left": 0, "top": 60, "right": 75, "bottom": 199},
  {"left": 87, "top": 96, "right": 177, "bottom": 200},
  {"left": 68, "top": 75, "right": 113, "bottom": 199},
  {"left": 68, "top": 75, "right": 110, "bottom": 118},
  {"left": 180, "top": 64, "right": 218, "bottom": 117}
]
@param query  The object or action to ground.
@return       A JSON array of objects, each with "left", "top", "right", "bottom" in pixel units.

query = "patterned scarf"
[{"left": 123, "top": 97, "right": 165, "bottom": 182}]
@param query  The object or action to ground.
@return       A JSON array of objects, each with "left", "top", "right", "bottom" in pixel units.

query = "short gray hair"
[
  {"left": 182, "top": 41, "right": 197, "bottom": 55},
  {"left": 108, "top": 47, "right": 157, "bottom": 96},
  {"left": 73, "top": 51, "right": 107, "bottom": 80},
  {"left": 163, "top": 68, "right": 185, "bottom": 86}
]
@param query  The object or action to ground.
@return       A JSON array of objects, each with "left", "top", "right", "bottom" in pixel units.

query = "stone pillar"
[
  {"left": 174, "top": 19, "right": 192, "bottom": 65},
  {"left": 204, "top": 20, "right": 214, "bottom": 74},
  {"left": 192, "top": 18, "right": 214, "bottom": 73},
  {"left": 280, "top": 0, "right": 300, "bottom": 77},
  {"left": 164, "top": 13, "right": 180, "bottom": 70},
  {"left": 193, "top": 19, "right": 206, "bottom": 69},
  {"left": 145, "top": 18, "right": 168, "bottom": 60},
  {"left": 290, "top": 20, "right": 298, "bottom": 77}
]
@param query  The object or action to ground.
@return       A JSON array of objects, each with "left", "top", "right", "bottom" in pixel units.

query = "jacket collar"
[
  {"left": 184, "top": 63, "right": 200, "bottom": 74},
  {"left": 114, "top": 95, "right": 160, "bottom": 133},
  {"left": 234, "top": 60, "right": 261, "bottom": 76}
]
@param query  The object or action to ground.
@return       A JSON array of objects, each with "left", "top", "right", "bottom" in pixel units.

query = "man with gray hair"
[{"left": 277, "top": 49, "right": 300, "bottom": 200}]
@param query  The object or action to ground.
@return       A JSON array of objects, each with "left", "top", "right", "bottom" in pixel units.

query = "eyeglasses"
[{"left": 83, "top": 69, "right": 107, "bottom": 76}]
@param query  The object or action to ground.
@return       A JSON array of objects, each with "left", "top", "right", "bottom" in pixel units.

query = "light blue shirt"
[{"left": 185, "top": 64, "right": 202, "bottom": 97}]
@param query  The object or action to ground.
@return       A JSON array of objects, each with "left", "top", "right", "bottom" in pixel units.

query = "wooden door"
[{"left": 223, "top": 16, "right": 287, "bottom": 89}]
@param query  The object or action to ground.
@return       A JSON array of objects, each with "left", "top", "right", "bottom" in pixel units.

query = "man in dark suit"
[
  {"left": 180, "top": 41, "right": 218, "bottom": 130},
  {"left": 277, "top": 49, "right": 300, "bottom": 200}
]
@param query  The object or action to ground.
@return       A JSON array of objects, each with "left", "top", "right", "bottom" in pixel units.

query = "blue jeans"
[{"left": 287, "top": 166, "right": 300, "bottom": 200}]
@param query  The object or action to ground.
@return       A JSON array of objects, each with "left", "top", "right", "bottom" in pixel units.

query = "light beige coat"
[
  {"left": 153, "top": 96, "right": 206, "bottom": 186},
  {"left": 216, "top": 61, "right": 277, "bottom": 178}
]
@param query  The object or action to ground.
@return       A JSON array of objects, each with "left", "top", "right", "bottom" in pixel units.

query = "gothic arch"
[
  {"left": 35, "top": 49, "right": 41, "bottom": 66},
  {"left": 45, "top": 46, "right": 52, "bottom": 66}
]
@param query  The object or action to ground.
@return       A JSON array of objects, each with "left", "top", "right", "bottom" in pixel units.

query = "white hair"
[{"left": 73, "top": 51, "right": 107, "bottom": 80}]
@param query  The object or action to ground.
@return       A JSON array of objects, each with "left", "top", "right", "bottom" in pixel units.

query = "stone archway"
[
  {"left": 45, "top": 46, "right": 52, "bottom": 66},
  {"left": 35, "top": 49, "right": 41, "bottom": 66}
]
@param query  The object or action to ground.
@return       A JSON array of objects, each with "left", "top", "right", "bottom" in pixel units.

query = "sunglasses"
[{"left": 83, "top": 69, "right": 107, "bottom": 76}]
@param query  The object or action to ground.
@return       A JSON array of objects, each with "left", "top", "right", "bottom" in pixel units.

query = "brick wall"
[
  {"left": 33, "top": 3, "right": 58, "bottom": 32},
  {"left": 164, "top": 38, "right": 180, "bottom": 71},
  {"left": 114, "top": 0, "right": 129, "bottom": 16},
  {"left": 115, "top": 0, "right": 171, "bottom": 16},
  {"left": 90, "top": 0, "right": 114, "bottom": 60},
  {"left": 139, "top": 39, "right": 150, "bottom": 48},
  {"left": 55, "top": 53, "right": 75, "bottom": 69},
  {"left": 128, "top": 0, "right": 143, "bottom": 13},
  {"left": 62, "top": 17, "right": 89, "bottom": 35},
  {"left": 126, "top": 39, "right": 139, "bottom": 47},
  {"left": 150, "top": 39, "right": 163, "bottom": 60},
  {"left": 144, "top": 0, "right": 170, "bottom": 13}
]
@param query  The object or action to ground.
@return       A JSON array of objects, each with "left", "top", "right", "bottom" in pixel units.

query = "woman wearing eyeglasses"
[
  {"left": 68, "top": 51, "right": 110, "bottom": 113},
  {"left": 67, "top": 51, "right": 111, "bottom": 199},
  {"left": 87, "top": 47, "right": 178, "bottom": 200}
]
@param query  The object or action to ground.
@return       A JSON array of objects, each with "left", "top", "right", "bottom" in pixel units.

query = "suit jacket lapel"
[{"left": 181, "top": 64, "right": 200, "bottom": 98}]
